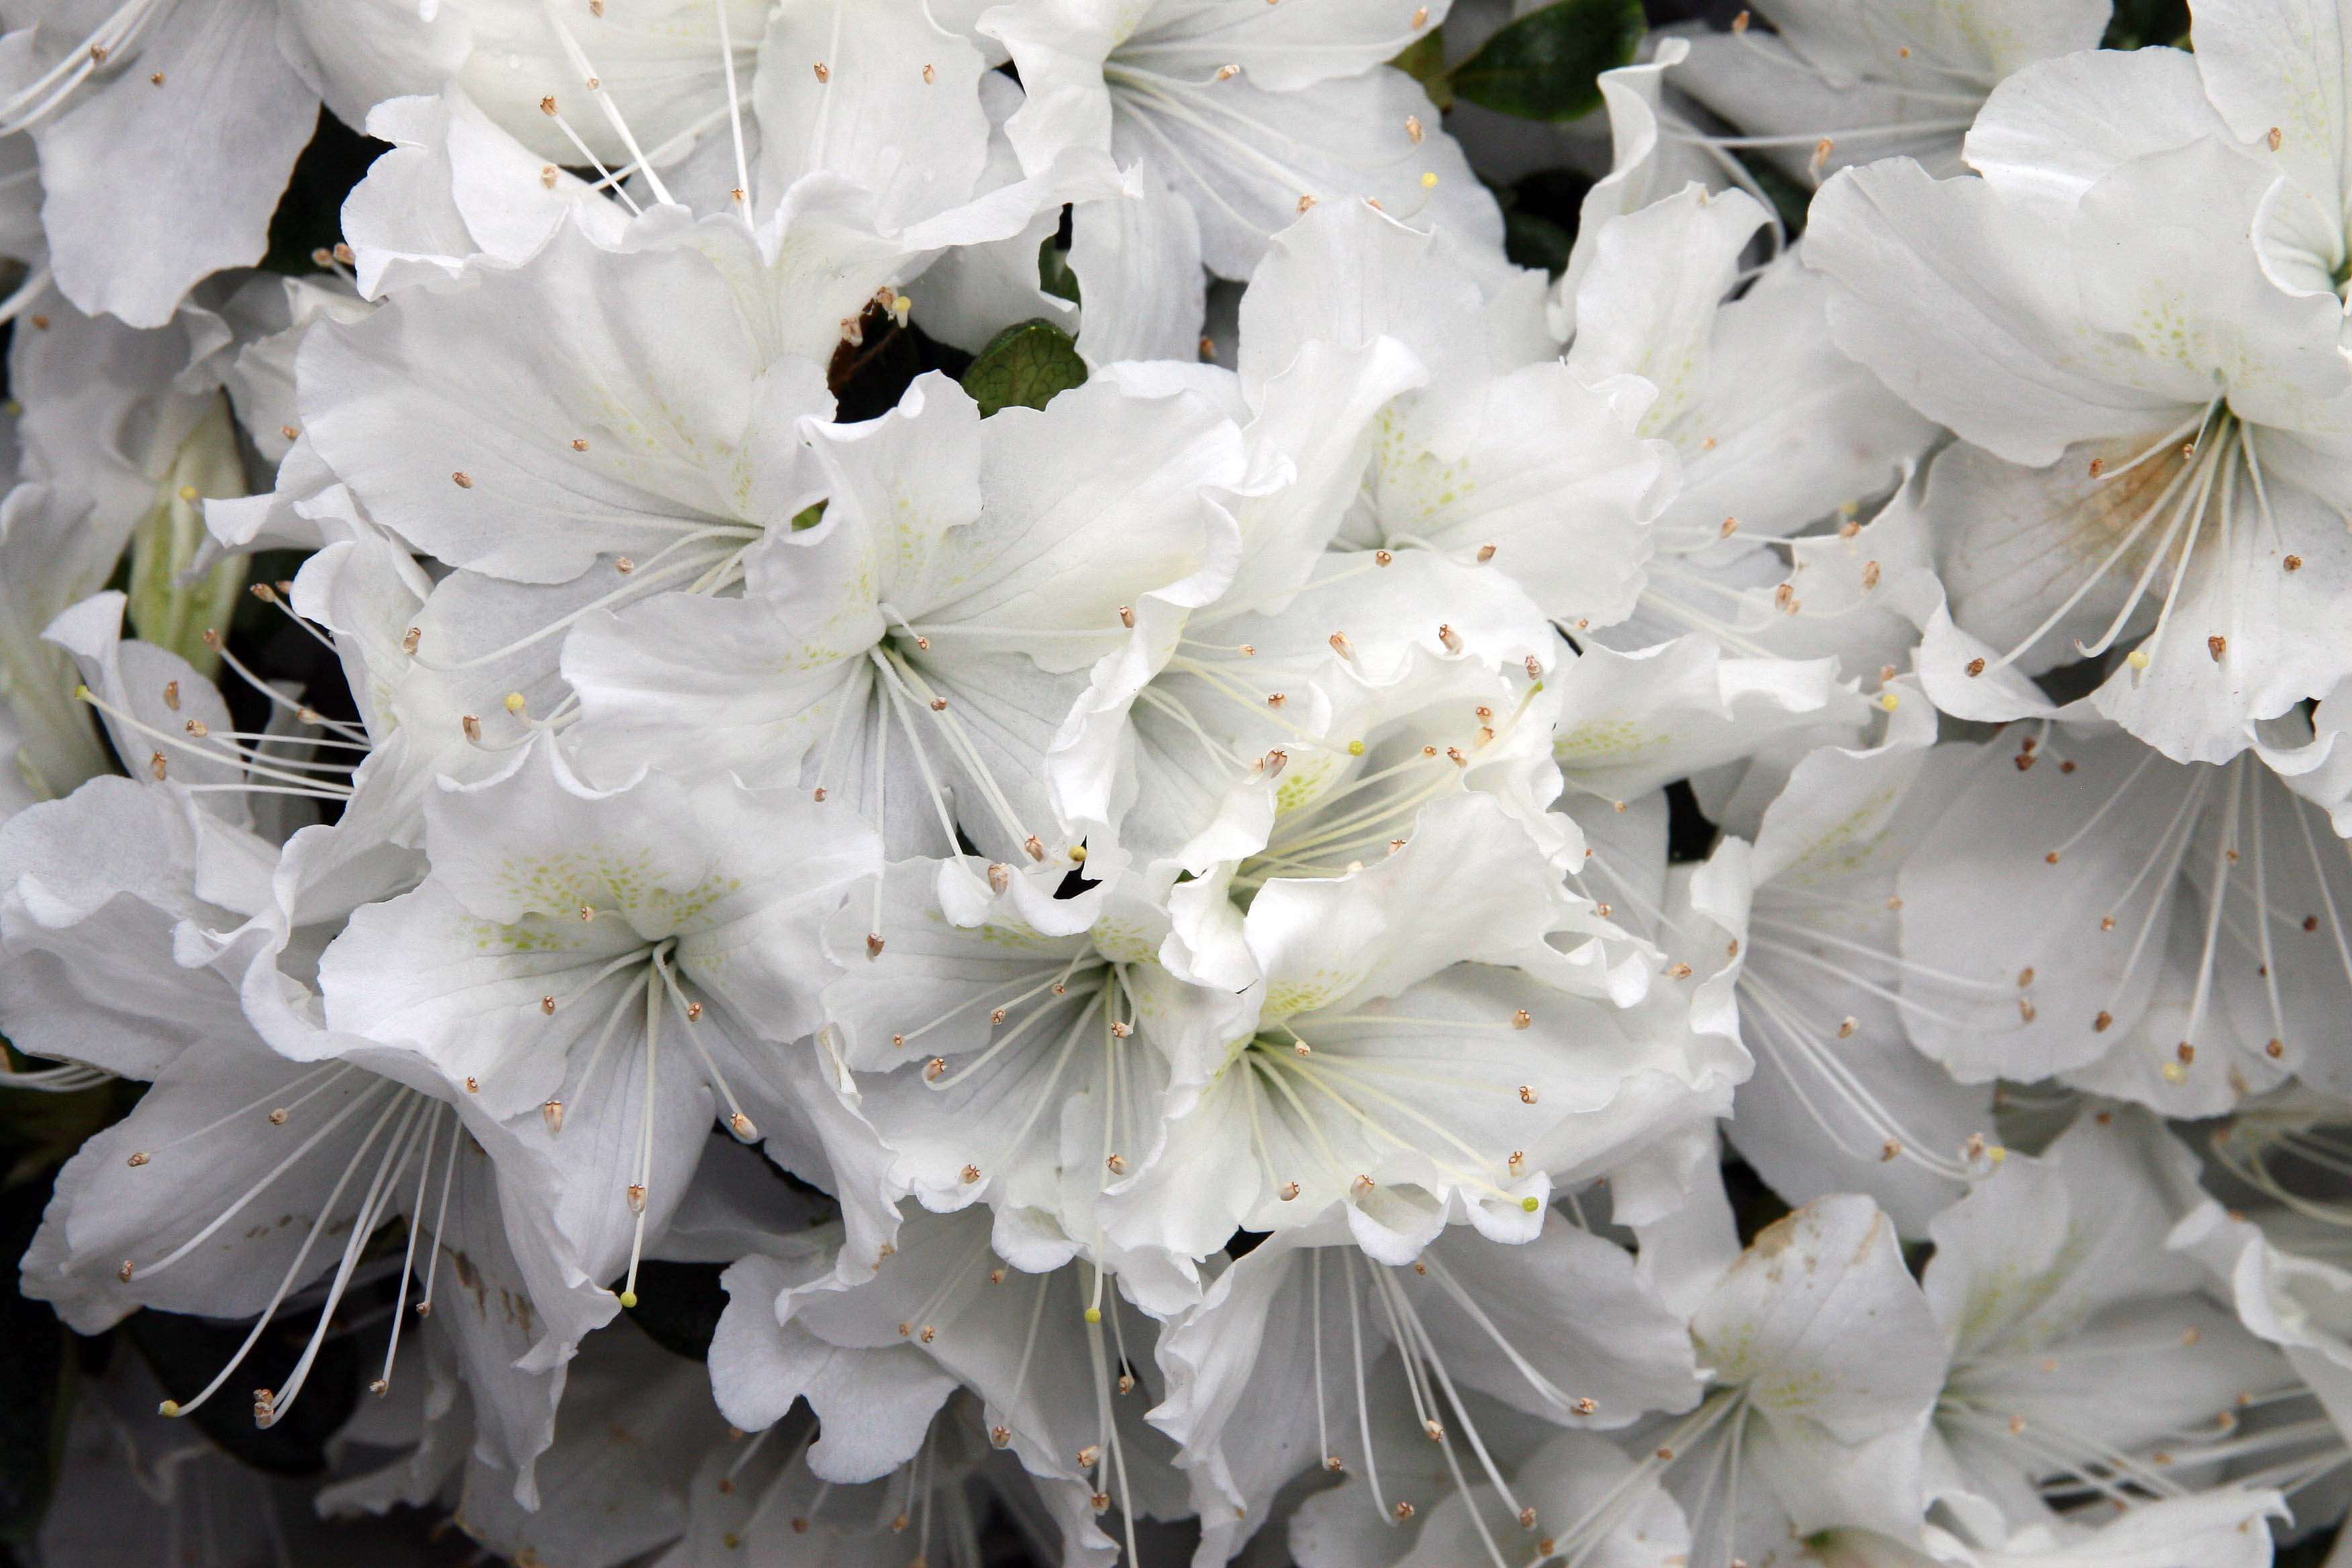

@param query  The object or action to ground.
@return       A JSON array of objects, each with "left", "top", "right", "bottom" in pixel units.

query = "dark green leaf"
[
  {"left": 620, "top": 1262, "right": 731, "bottom": 1361},
  {"left": 1503, "top": 209, "right": 1574, "bottom": 276},
  {"left": 961, "top": 319, "right": 1089, "bottom": 417},
  {"left": 128, "top": 1308, "right": 360, "bottom": 1478},
  {"left": 0, "top": 1174, "right": 70, "bottom": 1544},
  {"left": 1451, "top": 0, "right": 1647, "bottom": 123},
  {"left": 262, "top": 108, "right": 390, "bottom": 277},
  {"left": 789, "top": 499, "right": 828, "bottom": 531},
  {"left": 2102, "top": 0, "right": 2190, "bottom": 50}
]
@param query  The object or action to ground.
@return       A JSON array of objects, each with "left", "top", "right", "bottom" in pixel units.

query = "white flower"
[
  {"left": 1894, "top": 718, "right": 2342, "bottom": 1115},
  {"left": 1154, "top": 1213, "right": 1701, "bottom": 1565},
  {"left": 318, "top": 739, "right": 881, "bottom": 1310},
  {"left": 1809, "top": 29, "right": 2352, "bottom": 763}
]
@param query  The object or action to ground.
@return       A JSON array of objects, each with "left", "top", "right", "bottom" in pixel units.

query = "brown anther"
[
  {"left": 1437, "top": 623, "right": 1463, "bottom": 653},
  {"left": 1024, "top": 834, "right": 1046, "bottom": 861},
  {"left": 1266, "top": 691, "right": 1287, "bottom": 708},
  {"left": 929, "top": 696, "right": 948, "bottom": 711},
  {"left": 2095, "top": 1010, "right": 2114, "bottom": 1032},
  {"left": 1329, "top": 631, "right": 1354, "bottom": 658},
  {"left": 1295, "top": 192, "right": 1315, "bottom": 212},
  {"left": 185, "top": 719, "right": 208, "bottom": 738},
  {"left": 1525, "top": 654, "right": 1544, "bottom": 679},
  {"left": 148, "top": 752, "right": 166, "bottom": 781},
  {"left": 542, "top": 1100, "right": 565, "bottom": 1134},
  {"left": 2018, "top": 997, "right": 2037, "bottom": 1022},
  {"left": 924, "top": 1057, "right": 947, "bottom": 1081},
  {"left": 2102, "top": 916, "right": 2118, "bottom": 931},
  {"left": 1518, "top": 1084, "right": 1539, "bottom": 1104},
  {"left": 2061, "top": 759, "right": 2077, "bottom": 773},
  {"left": 989, "top": 1267, "right": 1006, "bottom": 1284},
  {"left": 1394, "top": 1502, "right": 1416, "bottom": 1521},
  {"left": 1326, "top": 1455, "right": 1345, "bottom": 1473},
  {"left": 451, "top": 470, "right": 474, "bottom": 489},
  {"left": 1571, "top": 1397, "right": 1598, "bottom": 1416},
  {"left": 126, "top": 1151, "right": 149, "bottom": 1168},
  {"left": 268, "top": 1108, "right": 288, "bottom": 1126},
  {"left": 1374, "top": 548, "right": 1393, "bottom": 567},
  {"left": 961, "top": 1164, "right": 982, "bottom": 1183},
  {"left": 2045, "top": 850, "right": 2061, "bottom": 864},
  {"left": 814, "top": 62, "right": 830, "bottom": 82},
  {"left": 1279, "top": 1181, "right": 1300, "bottom": 1200},
  {"left": 401, "top": 626, "right": 422, "bottom": 654},
  {"left": 1508, "top": 1150, "right": 1526, "bottom": 1170},
  {"left": 2308, "top": 916, "right": 2323, "bottom": 932},
  {"left": 162, "top": 680, "right": 180, "bottom": 711},
  {"left": 985, "top": 862, "right": 1012, "bottom": 894},
  {"left": 2177, "top": 1041, "right": 2196, "bottom": 1064},
  {"left": 1837, "top": 1016, "right": 1858, "bottom": 1039},
  {"left": 2208, "top": 634, "right": 2227, "bottom": 662},
  {"left": 2286, "top": 554, "right": 2304, "bottom": 571},
  {"left": 2267, "top": 1038, "right": 2286, "bottom": 1059},
  {"left": 1656, "top": 1446, "right": 1676, "bottom": 1460},
  {"left": 1106, "top": 1153, "right": 1128, "bottom": 1175},
  {"left": 461, "top": 714, "right": 482, "bottom": 743},
  {"left": 2270, "top": 126, "right": 2284, "bottom": 150},
  {"left": 465, "top": 1077, "right": 479, "bottom": 1094},
  {"left": 1861, "top": 560, "right": 1881, "bottom": 589},
  {"left": 1881, "top": 1138, "right": 1903, "bottom": 1162},
  {"left": 2088, "top": 456, "right": 2105, "bottom": 479},
  {"left": 1110, "top": 1020, "right": 1132, "bottom": 1038},
  {"left": 923, "top": 63, "right": 936, "bottom": 83},
  {"left": 1669, "top": 963, "right": 1694, "bottom": 979},
  {"left": 541, "top": 164, "right": 559, "bottom": 189},
  {"left": 1423, "top": 1419, "right": 1445, "bottom": 1442},
  {"left": 1512, "top": 1008, "right": 1532, "bottom": 1030},
  {"left": 867, "top": 933, "right": 886, "bottom": 960},
  {"left": 990, "top": 1425, "right": 1012, "bottom": 1448},
  {"left": 1118, "top": 604, "right": 1134, "bottom": 628},
  {"left": 1412, "top": 5, "right": 1429, "bottom": 26},
  {"left": 1445, "top": 746, "right": 1467, "bottom": 766}
]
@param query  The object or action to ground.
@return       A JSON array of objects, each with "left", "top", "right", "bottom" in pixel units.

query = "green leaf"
[
  {"left": 1038, "top": 238, "right": 1081, "bottom": 305},
  {"left": 961, "top": 319, "right": 1089, "bottom": 417},
  {"left": 1450, "top": 0, "right": 1647, "bottom": 123}
]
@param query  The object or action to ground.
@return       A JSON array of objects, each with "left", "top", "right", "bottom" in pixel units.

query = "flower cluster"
[{"left": 2, "top": 1, "right": 2351, "bottom": 1565}]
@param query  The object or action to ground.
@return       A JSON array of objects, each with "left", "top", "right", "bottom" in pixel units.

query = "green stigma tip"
[
  {"left": 1346, "top": 740, "right": 1365, "bottom": 756},
  {"left": 618, "top": 1289, "right": 639, "bottom": 1308},
  {"left": 158, "top": 1400, "right": 181, "bottom": 1417},
  {"left": 1521, "top": 1196, "right": 1541, "bottom": 1213},
  {"left": 1084, "top": 1307, "right": 1102, "bottom": 1324}
]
